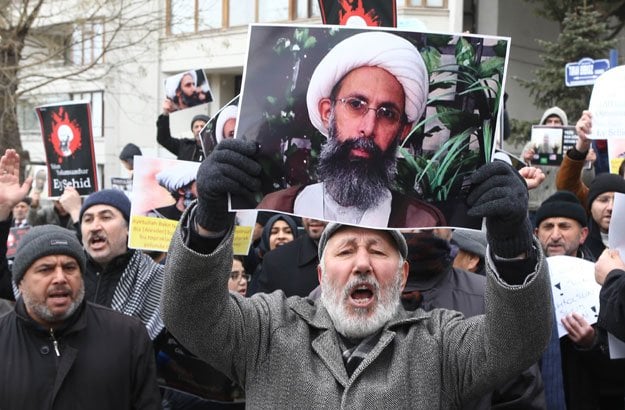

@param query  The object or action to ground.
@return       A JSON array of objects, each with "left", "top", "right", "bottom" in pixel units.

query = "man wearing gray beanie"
[
  {"left": 0, "top": 151, "right": 161, "bottom": 408},
  {"left": 0, "top": 223, "right": 161, "bottom": 408},
  {"left": 161, "top": 150, "right": 553, "bottom": 408}
]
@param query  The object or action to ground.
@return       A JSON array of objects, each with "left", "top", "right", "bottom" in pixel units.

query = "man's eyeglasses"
[
  {"left": 230, "top": 271, "right": 251, "bottom": 282},
  {"left": 335, "top": 97, "right": 403, "bottom": 126}
]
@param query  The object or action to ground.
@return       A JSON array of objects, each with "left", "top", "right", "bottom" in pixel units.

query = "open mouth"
[
  {"left": 349, "top": 283, "right": 375, "bottom": 307},
  {"left": 89, "top": 234, "right": 106, "bottom": 249},
  {"left": 48, "top": 290, "right": 71, "bottom": 304}
]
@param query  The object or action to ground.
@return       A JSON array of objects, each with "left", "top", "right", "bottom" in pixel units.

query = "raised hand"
[
  {"left": 467, "top": 161, "right": 532, "bottom": 258},
  {"left": 0, "top": 149, "right": 33, "bottom": 221},
  {"left": 195, "top": 139, "right": 261, "bottom": 234}
]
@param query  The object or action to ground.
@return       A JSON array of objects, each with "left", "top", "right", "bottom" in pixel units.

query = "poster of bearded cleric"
[
  {"left": 35, "top": 101, "right": 98, "bottom": 197},
  {"left": 230, "top": 24, "right": 510, "bottom": 229}
]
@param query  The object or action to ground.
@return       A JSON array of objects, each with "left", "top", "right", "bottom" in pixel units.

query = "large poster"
[
  {"left": 231, "top": 24, "right": 510, "bottom": 229},
  {"left": 35, "top": 101, "right": 98, "bottom": 197},
  {"left": 318, "top": 0, "right": 396, "bottom": 27}
]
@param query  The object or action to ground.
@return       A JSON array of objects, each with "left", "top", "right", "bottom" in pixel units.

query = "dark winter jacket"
[
  {"left": 0, "top": 299, "right": 161, "bottom": 409},
  {"left": 156, "top": 114, "right": 204, "bottom": 162}
]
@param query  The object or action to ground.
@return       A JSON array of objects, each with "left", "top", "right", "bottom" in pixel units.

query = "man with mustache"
[
  {"left": 0, "top": 150, "right": 161, "bottom": 408},
  {"left": 41, "top": 187, "right": 166, "bottom": 341},
  {"left": 161, "top": 139, "right": 553, "bottom": 408},
  {"left": 258, "top": 31, "right": 445, "bottom": 228}
]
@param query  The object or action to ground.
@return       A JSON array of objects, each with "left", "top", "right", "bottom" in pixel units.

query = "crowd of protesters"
[{"left": 0, "top": 36, "right": 624, "bottom": 409}]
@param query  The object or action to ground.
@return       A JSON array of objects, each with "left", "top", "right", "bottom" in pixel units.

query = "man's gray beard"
[
  {"left": 316, "top": 111, "right": 399, "bottom": 210},
  {"left": 319, "top": 266, "right": 403, "bottom": 339},
  {"left": 22, "top": 284, "right": 85, "bottom": 325}
]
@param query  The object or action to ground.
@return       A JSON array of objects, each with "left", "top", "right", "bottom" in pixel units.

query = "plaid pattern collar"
[{"left": 339, "top": 330, "right": 383, "bottom": 377}]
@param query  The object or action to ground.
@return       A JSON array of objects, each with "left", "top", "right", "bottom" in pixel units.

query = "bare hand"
[
  {"left": 562, "top": 312, "right": 595, "bottom": 348},
  {"left": 59, "top": 186, "right": 82, "bottom": 223},
  {"left": 518, "top": 166, "right": 546, "bottom": 190},
  {"left": 162, "top": 98, "right": 177, "bottom": 115},
  {"left": 0, "top": 149, "right": 33, "bottom": 221},
  {"left": 595, "top": 249, "right": 625, "bottom": 285},
  {"left": 575, "top": 110, "right": 592, "bottom": 153},
  {"left": 585, "top": 147, "right": 597, "bottom": 164}
]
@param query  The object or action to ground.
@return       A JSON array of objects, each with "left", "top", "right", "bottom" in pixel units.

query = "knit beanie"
[
  {"left": 535, "top": 191, "right": 587, "bottom": 227},
  {"left": 79, "top": 189, "right": 131, "bottom": 223},
  {"left": 190, "top": 114, "right": 210, "bottom": 131},
  {"left": 587, "top": 173, "right": 625, "bottom": 209},
  {"left": 318, "top": 223, "right": 408, "bottom": 260},
  {"left": 13, "top": 225, "right": 86, "bottom": 284}
]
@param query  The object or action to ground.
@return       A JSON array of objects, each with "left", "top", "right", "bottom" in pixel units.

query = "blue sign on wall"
[{"left": 565, "top": 57, "right": 611, "bottom": 87}]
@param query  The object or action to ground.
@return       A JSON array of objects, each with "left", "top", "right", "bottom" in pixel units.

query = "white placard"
[
  {"left": 547, "top": 255, "right": 601, "bottom": 338},
  {"left": 588, "top": 65, "right": 625, "bottom": 140}
]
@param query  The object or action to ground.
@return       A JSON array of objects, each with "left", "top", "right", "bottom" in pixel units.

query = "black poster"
[
  {"left": 36, "top": 101, "right": 98, "bottom": 197},
  {"left": 318, "top": 0, "right": 396, "bottom": 27}
]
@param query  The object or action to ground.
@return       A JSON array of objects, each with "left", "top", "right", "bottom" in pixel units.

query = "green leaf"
[
  {"left": 266, "top": 96, "right": 277, "bottom": 105},
  {"left": 478, "top": 57, "right": 504, "bottom": 78},
  {"left": 493, "top": 40, "right": 508, "bottom": 58},
  {"left": 303, "top": 36, "right": 317, "bottom": 49},
  {"left": 435, "top": 106, "right": 480, "bottom": 130},
  {"left": 420, "top": 46, "right": 441, "bottom": 76},
  {"left": 425, "top": 34, "right": 453, "bottom": 48},
  {"left": 455, "top": 37, "right": 475, "bottom": 67}
]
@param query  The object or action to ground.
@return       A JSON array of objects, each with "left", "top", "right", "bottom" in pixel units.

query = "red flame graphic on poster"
[
  {"left": 49, "top": 107, "right": 82, "bottom": 164},
  {"left": 339, "top": 0, "right": 381, "bottom": 26}
]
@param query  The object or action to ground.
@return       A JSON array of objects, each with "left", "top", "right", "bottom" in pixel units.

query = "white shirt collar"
[{"left": 293, "top": 182, "right": 392, "bottom": 228}]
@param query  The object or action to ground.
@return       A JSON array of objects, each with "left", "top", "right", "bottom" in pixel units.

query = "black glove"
[
  {"left": 466, "top": 161, "right": 533, "bottom": 258},
  {"left": 195, "top": 139, "right": 261, "bottom": 232}
]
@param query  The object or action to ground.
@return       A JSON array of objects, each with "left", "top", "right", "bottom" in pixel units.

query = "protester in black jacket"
[
  {"left": 596, "top": 249, "right": 625, "bottom": 342},
  {"left": 0, "top": 223, "right": 161, "bottom": 409},
  {"left": 253, "top": 217, "right": 326, "bottom": 297},
  {"left": 156, "top": 112, "right": 207, "bottom": 162}
]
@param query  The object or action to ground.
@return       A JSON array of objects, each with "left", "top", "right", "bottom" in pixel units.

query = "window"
[
  {"left": 166, "top": 0, "right": 320, "bottom": 33},
  {"left": 296, "top": 0, "right": 320, "bottom": 19},
  {"left": 169, "top": 0, "right": 196, "bottom": 34},
  {"left": 400, "top": 0, "right": 447, "bottom": 7},
  {"left": 71, "top": 20, "right": 105, "bottom": 65},
  {"left": 198, "top": 0, "right": 223, "bottom": 31},
  {"left": 258, "top": 2, "right": 289, "bottom": 22},
  {"left": 229, "top": 0, "right": 255, "bottom": 27},
  {"left": 17, "top": 91, "right": 104, "bottom": 138},
  {"left": 17, "top": 94, "right": 70, "bottom": 133},
  {"left": 72, "top": 91, "right": 104, "bottom": 138}
]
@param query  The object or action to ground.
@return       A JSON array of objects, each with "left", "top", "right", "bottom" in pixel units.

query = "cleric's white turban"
[
  {"left": 156, "top": 162, "right": 200, "bottom": 193},
  {"left": 164, "top": 70, "right": 198, "bottom": 100},
  {"left": 215, "top": 105, "right": 239, "bottom": 143},
  {"left": 306, "top": 31, "right": 429, "bottom": 137}
]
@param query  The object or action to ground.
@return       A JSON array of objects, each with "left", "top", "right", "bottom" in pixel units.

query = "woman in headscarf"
[{"left": 247, "top": 213, "right": 299, "bottom": 295}]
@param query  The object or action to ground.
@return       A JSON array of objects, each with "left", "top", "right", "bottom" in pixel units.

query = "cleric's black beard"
[
  {"left": 317, "top": 115, "right": 399, "bottom": 210},
  {"left": 181, "top": 91, "right": 204, "bottom": 107}
]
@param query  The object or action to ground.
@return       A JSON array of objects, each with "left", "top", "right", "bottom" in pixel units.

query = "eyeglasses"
[
  {"left": 230, "top": 271, "right": 251, "bottom": 282},
  {"left": 335, "top": 97, "right": 403, "bottom": 126}
]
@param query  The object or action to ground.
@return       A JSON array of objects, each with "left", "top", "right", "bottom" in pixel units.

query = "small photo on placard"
[{"left": 529, "top": 125, "right": 576, "bottom": 166}]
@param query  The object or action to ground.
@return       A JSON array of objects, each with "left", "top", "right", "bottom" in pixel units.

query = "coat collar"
[
  {"left": 14, "top": 297, "right": 88, "bottom": 336},
  {"left": 290, "top": 297, "right": 430, "bottom": 386}
]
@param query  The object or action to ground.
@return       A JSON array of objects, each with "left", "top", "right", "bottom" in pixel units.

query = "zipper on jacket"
[
  {"left": 49, "top": 328, "right": 60, "bottom": 356},
  {"left": 93, "top": 270, "right": 101, "bottom": 302}
]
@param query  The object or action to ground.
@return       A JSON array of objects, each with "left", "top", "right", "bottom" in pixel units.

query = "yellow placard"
[
  {"left": 610, "top": 158, "right": 624, "bottom": 175},
  {"left": 233, "top": 225, "right": 253, "bottom": 255},
  {"left": 129, "top": 215, "right": 178, "bottom": 252}
]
